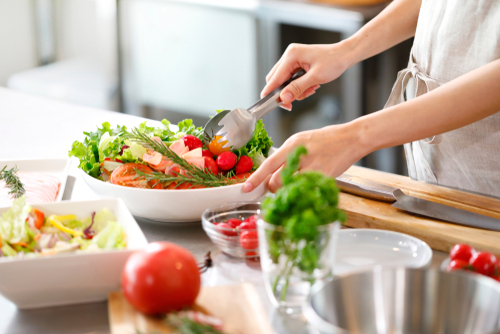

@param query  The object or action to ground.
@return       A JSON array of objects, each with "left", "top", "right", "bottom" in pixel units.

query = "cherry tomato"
[
  {"left": 203, "top": 156, "right": 219, "bottom": 175},
  {"left": 110, "top": 163, "right": 162, "bottom": 189},
  {"left": 209, "top": 136, "right": 231, "bottom": 156},
  {"left": 202, "top": 149, "right": 214, "bottom": 159},
  {"left": 235, "top": 156, "right": 253, "bottom": 175},
  {"left": 470, "top": 252, "right": 498, "bottom": 276},
  {"left": 446, "top": 259, "right": 470, "bottom": 272},
  {"left": 122, "top": 242, "right": 201, "bottom": 314},
  {"left": 240, "top": 230, "right": 258, "bottom": 250},
  {"left": 239, "top": 221, "right": 256, "bottom": 230},
  {"left": 450, "top": 244, "right": 475, "bottom": 263},
  {"left": 226, "top": 218, "right": 243, "bottom": 229},
  {"left": 176, "top": 182, "right": 205, "bottom": 190},
  {"left": 216, "top": 222, "right": 237, "bottom": 237},
  {"left": 182, "top": 135, "right": 203, "bottom": 151},
  {"left": 244, "top": 215, "right": 258, "bottom": 225},
  {"left": 216, "top": 152, "right": 237, "bottom": 171}
]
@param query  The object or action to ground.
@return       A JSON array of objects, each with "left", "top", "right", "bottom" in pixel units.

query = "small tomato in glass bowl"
[{"left": 202, "top": 202, "right": 260, "bottom": 258}]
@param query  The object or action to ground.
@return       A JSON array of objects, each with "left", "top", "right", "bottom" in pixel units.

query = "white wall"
[{"left": 0, "top": 0, "right": 38, "bottom": 86}]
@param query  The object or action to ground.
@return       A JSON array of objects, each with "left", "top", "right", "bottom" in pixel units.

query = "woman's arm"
[
  {"left": 262, "top": 0, "right": 422, "bottom": 109},
  {"left": 243, "top": 58, "right": 500, "bottom": 193}
]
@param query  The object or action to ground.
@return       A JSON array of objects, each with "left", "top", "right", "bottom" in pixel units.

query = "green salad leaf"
[
  {"left": 233, "top": 119, "right": 273, "bottom": 169},
  {"left": 0, "top": 196, "right": 31, "bottom": 244}
]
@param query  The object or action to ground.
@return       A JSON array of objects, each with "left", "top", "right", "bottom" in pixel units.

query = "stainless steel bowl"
[{"left": 304, "top": 267, "right": 500, "bottom": 334}]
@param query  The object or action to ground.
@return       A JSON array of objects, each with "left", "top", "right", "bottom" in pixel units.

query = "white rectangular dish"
[
  {"left": 0, "top": 158, "right": 71, "bottom": 206},
  {"left": 0, "top": 198, "right": 148, "bottom": 309}
]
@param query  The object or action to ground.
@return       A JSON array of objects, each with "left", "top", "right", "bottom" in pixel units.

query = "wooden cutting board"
[
  {"left": 340, "top": 166, "right": 500, "bottom": 257},
  {"left": 108, "top": 284, "right": 273, "bottom": 334}
]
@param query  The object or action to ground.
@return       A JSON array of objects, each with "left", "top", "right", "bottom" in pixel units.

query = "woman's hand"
[
  {"left": 242, "top": 121, "right": 369, "bottom": 193},
  {"left": 262, "top": 42, "right": 357, "bottom": 110}
]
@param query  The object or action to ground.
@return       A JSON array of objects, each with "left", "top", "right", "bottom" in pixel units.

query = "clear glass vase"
[{"left": 258, "top": 219, "right": 341, "bottom": 314}]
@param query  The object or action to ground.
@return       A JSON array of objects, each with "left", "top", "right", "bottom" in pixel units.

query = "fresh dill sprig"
[
  {"left": 0, "top": 165, "right": 26, "bottom": 199},
  {"left": 125, "top": 128, "right": 246, "bottom": 188}
]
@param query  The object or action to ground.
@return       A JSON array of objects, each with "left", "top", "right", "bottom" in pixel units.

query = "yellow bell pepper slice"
[{"left": 48, "top": 215, "right": 82, "bottom": 237}]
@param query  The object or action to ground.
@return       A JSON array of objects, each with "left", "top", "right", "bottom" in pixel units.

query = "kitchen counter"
[{"left": 0, "top": 88, "right": 447, "bottom": 334}]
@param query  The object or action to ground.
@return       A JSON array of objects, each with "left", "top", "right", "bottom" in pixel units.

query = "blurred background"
[{"left": 1, "top": 0, "right": 413, "bottom": 175}]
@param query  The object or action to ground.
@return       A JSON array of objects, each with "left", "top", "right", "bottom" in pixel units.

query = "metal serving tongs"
[{"left": 203, "top": 69, "right": 306, "bottom": 150}]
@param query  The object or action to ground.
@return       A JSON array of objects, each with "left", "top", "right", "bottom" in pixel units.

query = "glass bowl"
[{"left": 202, "top": 202, "right": 260, "bottom": 258}]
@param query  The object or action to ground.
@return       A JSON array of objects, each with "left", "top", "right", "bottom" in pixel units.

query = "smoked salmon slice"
[{"left": 0, "top": 172, "right": 60, "bottom": 207}]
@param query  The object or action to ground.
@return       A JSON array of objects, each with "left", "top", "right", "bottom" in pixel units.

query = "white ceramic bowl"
[
  {"left": 0, "top": 198, "right": 147, "bottom": 309},
  {"left": 335, "top": 229, "right": 432, "bottom": 275},
  {"left": 81, "top": 170, "right": 267, "bottom": 222}
]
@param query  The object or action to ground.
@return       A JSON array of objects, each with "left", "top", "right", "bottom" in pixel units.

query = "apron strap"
[{"left": 384, "top": 53, "right": 440, "bottom": 184}]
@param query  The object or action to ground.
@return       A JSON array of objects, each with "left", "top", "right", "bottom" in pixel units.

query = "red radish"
[
  {"left": 182, "top": 135, "right": 203, "bottom": 151},
  {"left": 203, "top": 156, "right": 218, "bottom": 175},
  {"left": 216, "top": 152, "right": 237, "bottom": 171},
  {"left": 226, "top": 218, "right": 243, "bottom": 229},
  {"left": 235, "top": 156, "right": 253, "bottom": 174},
  {"left": 216, "top": 222, "right": 237, "bottom": 237},
  {"left": 202, "top": 149, "right": 214, "bottom": 159}
]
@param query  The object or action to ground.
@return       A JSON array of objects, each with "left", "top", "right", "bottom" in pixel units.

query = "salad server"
[
  {"left": 336, "top": 174, "right": 500, "bottom": 231},
  {"left": 204, "top": 69, "right": 306, "bottom": 150}
]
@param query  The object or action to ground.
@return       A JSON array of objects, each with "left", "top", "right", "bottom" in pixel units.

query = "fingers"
[
  {"left": 268, "top": 166, "right": 284, "bottom": 193},
  {"left": 296, "top": 84, "right": 320, "bottom": 101},
  {"left": 280, "top": 71, "right": 318, "bottom": 104},
  {"left": 242, "top": 146, "right": 291, "bottom": 193}
]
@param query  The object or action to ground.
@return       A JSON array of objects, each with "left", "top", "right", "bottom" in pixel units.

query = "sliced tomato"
[
  {"left": 32, "top": 208, "right": 45, "bottom": 229},
  {"left": 110, "top": 163, "right": 162, "bottom": 189},
  {"left": 230, "top": 172, "right": 253, "bottom": 183}
]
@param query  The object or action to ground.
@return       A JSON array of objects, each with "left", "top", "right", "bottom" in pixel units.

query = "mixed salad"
[
  {"left": 0, "top": 196, "right": 126, "bottom": 258},
  {"left": 69, "top": 116, "right": 273, "bottom": 190}
]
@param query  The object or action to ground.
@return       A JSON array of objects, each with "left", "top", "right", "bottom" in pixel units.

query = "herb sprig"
[
  {"left": 0, "top": 165, "right": 26, "bottom": 199},
  {"left": 125, "top": 128, "right": 245, "bottom": 189}
]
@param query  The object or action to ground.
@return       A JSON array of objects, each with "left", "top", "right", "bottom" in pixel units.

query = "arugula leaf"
[{"left": 232, "top": 120, "right": 273, "bottom": 169}]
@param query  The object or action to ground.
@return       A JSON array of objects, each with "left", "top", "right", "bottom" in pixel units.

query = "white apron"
[{"left": 385, "top": 0, "right": 500, "bottom": 197}]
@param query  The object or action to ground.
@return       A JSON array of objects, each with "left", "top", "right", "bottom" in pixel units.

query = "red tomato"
[
  {"left": 240, "top": 230, "right": 258, "bottom": 250},
  {"left": 235, "top": 156, "right": 253, "bottom": 175},
  {"left": 244, "top": 215, "right": 258, "bottom": 225},
  {"left": 470, "top": 252, "right": 498, "bottom": 276},
  {"left": 239, "top": 221, "right": 256, "bottom": 230},
  {"left": 446, "top": 259, "right": 470, "bottom": 272},
  {"left": 216, "top": 151, "right": 237, "bottom": 171},
  {"left": 450, "top": 244, "right": 475, "bottom": 263},
  {"left": 202, "top": 149, "right": 214, "bottom": 159},
  {"left": 216, "top": 222, "right": 237, "bottom": 237},
  {"left": 122, "top": 242, "right": 201, "bottom": 314},
  {"left": 203, "top": 156, "right": 218, "bottom": 175},
  {"left": 32, "top": 208, "right": 45, "bottom": 230},
  {"left": 226, "top": 218, "right": 243, "bottom": 229},
  {"left": 110, "top": 163, "right": 162, "bottom": 189},
  {"left": 230, "top": 172, "right": 253, "bottom": 184},
  {"left": 182, "top": 135, "right": 203, "bottom": 151}
]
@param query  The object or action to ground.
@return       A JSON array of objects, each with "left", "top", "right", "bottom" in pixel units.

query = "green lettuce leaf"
[
  {"left": 92, "top": 220, "right": 125, "bottom": 249},
  {"left": 0, "top": 196, "right": 32, "bottom": 244},
  {"left": 233, "top": 119, "right": 273, "bottom": 169}
]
